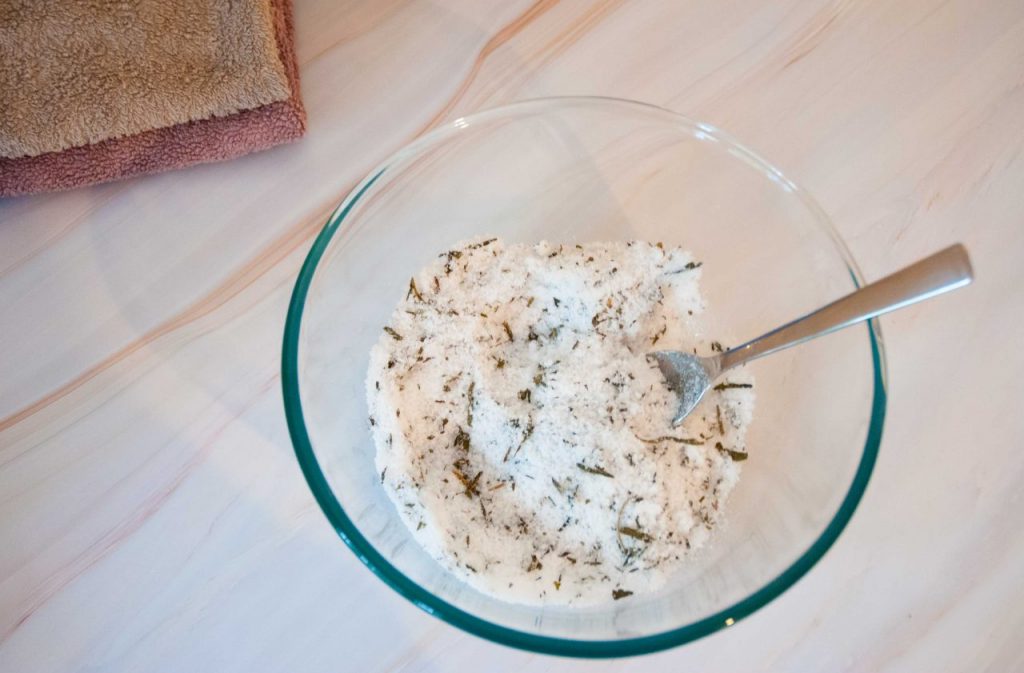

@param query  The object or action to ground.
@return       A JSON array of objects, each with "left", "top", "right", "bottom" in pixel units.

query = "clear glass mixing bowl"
[{"left": 282, "top": 97, "right": 886, "bottom": 656}]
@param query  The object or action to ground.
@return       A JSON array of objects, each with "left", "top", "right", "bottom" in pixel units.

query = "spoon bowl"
[{"left": 648, "top": 351, "right": 719, "bottom": 425}]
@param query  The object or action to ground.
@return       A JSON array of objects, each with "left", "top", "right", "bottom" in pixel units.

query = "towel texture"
[
  {"left": 0, "top": 0, "right": 291, "bottom": 158},
  {"left": 0, "top": 0, "right": 305, "bottom": 198}
]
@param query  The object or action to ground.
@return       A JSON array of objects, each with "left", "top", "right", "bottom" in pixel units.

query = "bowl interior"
[{"left": 285, "top": 98, "right": 883, "bottom": 655}]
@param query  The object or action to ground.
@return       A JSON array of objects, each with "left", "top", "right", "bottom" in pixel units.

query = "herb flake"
[
  {"left": 577, "top": 462, "right": 614, "bottom": 478},
  {"left": 714, "top": 382, "right": 753, "bottom": 391}
]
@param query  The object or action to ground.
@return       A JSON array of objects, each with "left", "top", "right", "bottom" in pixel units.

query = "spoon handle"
[{"left": 718, "top": 244, "right": 973, "bottom": 371}]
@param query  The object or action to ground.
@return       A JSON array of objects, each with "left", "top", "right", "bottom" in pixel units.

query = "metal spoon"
[{"left": 649, "top": 244, "right": 973, "bottom": 426}]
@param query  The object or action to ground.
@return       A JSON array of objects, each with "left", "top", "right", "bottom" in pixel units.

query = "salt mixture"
[{"left": 365, "top": 238, "right": 754, "bottom": 606}]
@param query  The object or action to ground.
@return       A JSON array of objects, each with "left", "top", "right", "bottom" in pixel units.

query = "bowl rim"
[{"left": 281, "top": 96, "right": 887, "bottom": 657}]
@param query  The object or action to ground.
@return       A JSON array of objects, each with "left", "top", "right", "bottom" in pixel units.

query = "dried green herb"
[
  {"left": 467, "top": 381, "right": 475, "bottom": 427},
  {"left": 715, "top": 441, "right": 748, "bottom": 461},
  {"left": 533, "top": 372, "right": 545, "bottom": 387},
  {"left": 551, "top": 477, "right": 565, "bottom": 494},
  {"left": 502, "top": 321, "right": 514, "bottom": 341},
  {"left": 527, "top": 555, "right": 543, "bottom": 572},
  {"left": 383, "top": 326, "right": 403, "bottom": 341},
  {"left": 407, "top": 277, "right": 424, "bottom": 301},
  {"left": 617, "top": 526, "right": 654, "bottom": 543},
  {"left": 380, "top": 467, "right": 387, "bottom": 483},
  {"left": 518, "top": 388, "right": 531, "bottom": 402},
  {"left": 714, "top": 382, "right": 753, "bottom": 391},
  {"left": 441, "top": 249, "right": 463, "bottom": 274},
  {"left": 577, "top": 462, "right": 614, "bottom": 478},
  {"left": 452, "top": 468, "right": 482, "bottom": 497},
  {"left": 453, "top": 427, "right": 470, "bottom": 452},
  {"left": 504, "top": 421, "right": 534, "bottom": 462},
  {"left": 666, "top": 260, "right": 703, "bottom": 275},
  {"left": 496, "top": 358, "right": 506, "bottom": 369},
  {"left": 710, "top": 340, "right": 724, "bottom": 353},
  {"left": 716, "top": 405, "right": 725, "bottom": 435},
  {"left": 612, "top": 589, "right": 634, "bottom": 600},
  {"left": 636, "top": 435, "right": 704, "bottom": 446}
]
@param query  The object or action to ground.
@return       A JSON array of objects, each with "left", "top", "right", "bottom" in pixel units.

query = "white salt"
[{"left": 366, "top": 238, "right": 754, "bottom": 606}]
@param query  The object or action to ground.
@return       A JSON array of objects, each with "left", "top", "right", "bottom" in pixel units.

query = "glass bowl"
[{"left": 282, "top": 97, "right": 886, "bottom": 657}]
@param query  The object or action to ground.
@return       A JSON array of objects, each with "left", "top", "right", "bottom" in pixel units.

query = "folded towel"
[
  {"left": 0, "top": 0, "right": 305, "bottom": 198},
  {"left": 0, "top": 0, "right": 291, "bottom": 159}
]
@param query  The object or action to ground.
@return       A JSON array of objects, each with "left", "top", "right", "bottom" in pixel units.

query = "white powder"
[{"left": 366, "top": 238, "right": 754, "bottom": 606}]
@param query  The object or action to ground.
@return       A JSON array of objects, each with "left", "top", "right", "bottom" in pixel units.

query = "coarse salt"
[{"left": 366, "top": 238, "right": 754, "bottom": 606}]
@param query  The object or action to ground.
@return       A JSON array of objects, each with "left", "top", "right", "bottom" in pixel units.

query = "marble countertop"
[{"left": 2, "top": 1, "right": 1023, "bottom": 671}]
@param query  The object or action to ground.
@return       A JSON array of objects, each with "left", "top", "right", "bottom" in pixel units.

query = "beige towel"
[{"left": 0, "top": 0, "right": 291, "bottom": 159}]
